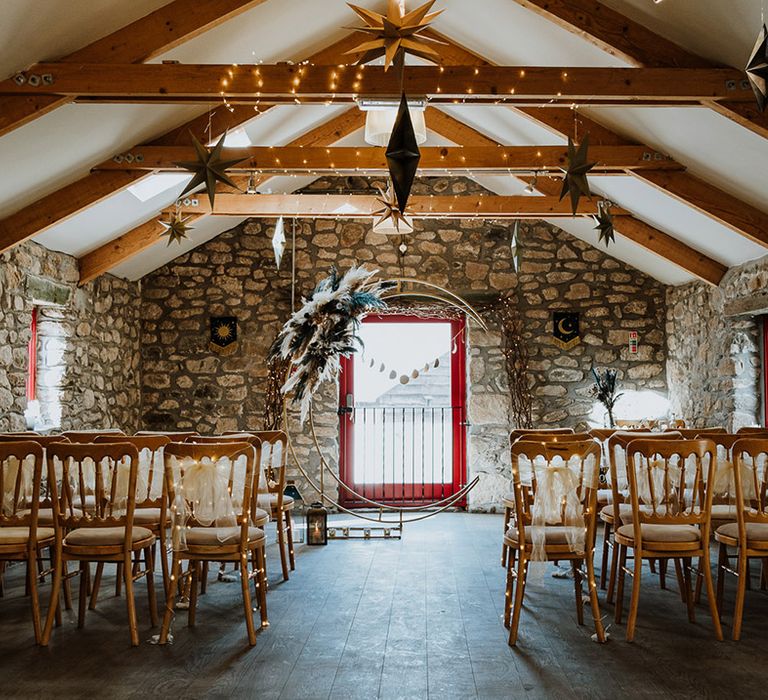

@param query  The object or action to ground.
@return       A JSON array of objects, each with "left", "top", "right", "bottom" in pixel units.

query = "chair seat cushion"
[
  {"left": 505, "top": 526, "right": 576, "bottom": 545},
  {"left": 710, "top": 504, "right": 737, "bottom": 521},
  {"left": 184, "top": 526, "right": 265, "bottom": 546},
  {"left": 502, "top": 493, "right": 514, "bottom": 509},
  {"left": 0, "top": 527, "right": 55, "bottom": 544},
  {"left": 65, "top": 526, "right": 154, "bottom": 547},
  {"left": 615, "top": 523, "right": 700, "bottom": 543},
  {"left": 133, "top": 508, "right": 164, "bottom": 525},
  {"left": 716, "top": 521, "right": 768, "bottom": 545},
  {"left": 256, "top": 493, "right": 293, "bottom": 510},
  {"left": 601, "top": 503, "right": 658, "bottom": 525},
  {"left": 252, "top": 507, "right": 269, "bottom": 525}
]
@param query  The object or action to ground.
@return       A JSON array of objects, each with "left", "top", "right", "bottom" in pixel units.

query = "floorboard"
[{"left": 2, "top": 513, "right": 768, "bottom": 699}]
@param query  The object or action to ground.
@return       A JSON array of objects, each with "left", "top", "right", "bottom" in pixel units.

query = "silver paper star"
[
  {"left": 272, "top": 216, "right": 286, "bottom": 269},
  {"left": 747, "top": 24, "right": 768, "bottom": 112},
  {"left": 511, "top": 220, "right": 521, "bottom": 272}
]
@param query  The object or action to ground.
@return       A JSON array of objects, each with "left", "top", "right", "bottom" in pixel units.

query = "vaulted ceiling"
[{"left": 1, "top": 0, "right": 767, "bottom": 287}]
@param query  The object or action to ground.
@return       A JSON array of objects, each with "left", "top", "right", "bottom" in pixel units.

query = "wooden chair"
[
  {"left": 714, "top": 438, "right": 768, "bottom": 640},
  {"left": 62, "top": 430, "right": 126, "bottom": 444},
  {"left": 0, "top": 441, "right": 55, "bottom": 644},
  {"left": 602, "top": 431, "right": 682, "bottom": 600},
  {"left": 41, "top": 442, "right": 157, "bottom": 647},
  {"left": 614, "top": 438, "right": 722, "bottom": 642},
  {"left": 501, "top": 430, "right": 584, "bottom": 568},
  {"left": 736, "top": 426, "right": 768, "bottom": 434},
  {"left": 92, "top": 435, "right": 172, "bottom": 600},
  {"left": 135, "top": 430, "right": 199, "bottom": 441},
  {"left": 503, "top": 439, "right": 605, "bottom": 645},
  {"left": 677, "top": 428, "right": 726, "bottom": 439},
  {"left": 159, "top": 441, "right": 268, "bottom": 646}
]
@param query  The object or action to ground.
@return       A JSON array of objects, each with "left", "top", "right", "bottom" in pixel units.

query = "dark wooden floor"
[{"left": 2, "top": 513, "right": 768, "bottom": 699}]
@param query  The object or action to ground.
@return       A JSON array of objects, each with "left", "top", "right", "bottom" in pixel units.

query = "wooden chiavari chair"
[
  {"left": 736, "top": 426, "right": 768, "bottom": 434},
  {"left": 614, "top": 438, "right": 722, "bottom": 642},
  {"left": 677, "top": 428, "right": 726, "bottom": 439},
  {"left": 504, "top": 439, "right": 605, "bottom": 645},
  {"left": 0, "top": 441, "right": 55, "bottom": 644},
  {"left": 714, "top": 438, "right": 768, "bottom": 639},
  {"left": 62, "top": 429, "right": 126, "bottom": 444},
  {"left": 159, "top": 441, "right": 268, "bottom": 646},
  {"left": 602, "top": 431, "right": 681, "bottom": 601},
  {"left": 92, "top": 435, "right": 172, "bottom": 601},
  {"left": 41, "top": 442, "right": 157, "bottom": 647}
]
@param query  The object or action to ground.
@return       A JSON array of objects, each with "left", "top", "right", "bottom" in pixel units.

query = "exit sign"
[{"left": 628, "top": 331, "right": 638, "bottom": 354}]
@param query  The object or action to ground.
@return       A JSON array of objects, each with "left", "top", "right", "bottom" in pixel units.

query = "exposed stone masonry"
[
  {"left": 140, "top": 177, "right": 668, "bottom": 511},
  {"left": 0, "top": 241, "right": 142, "bottom": 433}
]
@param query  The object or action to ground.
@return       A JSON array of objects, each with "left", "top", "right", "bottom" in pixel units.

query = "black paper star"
[
  {"left": 559, "top": 134, "right": 596, "bottom": 215},
  {"left": 175, "top": 131, "right": 245, "bottom": 209},
  {"left": 386, "top": 93, "right": 421, "bottom": 214},
  {"left": 747, "top": 24, "right": 768, "bottom": 112},
  {"left": 593, "top": 202, "right": 615, "bottom": 247},
  {"left": 159, "top": 215, "right": 194, "bottom": 246}
]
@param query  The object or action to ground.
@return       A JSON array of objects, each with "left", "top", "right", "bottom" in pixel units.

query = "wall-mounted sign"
[
  {"left": 628, "top": 330, "right": 638, "bottom": 355},
  {"left": 210, "top": 316, "right": 238, "bottom": 355},
  {"left": 552, "top": 311, "right": 580, "bottom": 350}
]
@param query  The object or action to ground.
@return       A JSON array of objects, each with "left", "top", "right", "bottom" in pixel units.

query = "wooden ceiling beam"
[
  {"left": 4, "top": 63, "right": 751, "bottom": 103},
  {"left": 0, "top": 0, "right": 269, "bottom": 138},
  {"left": 0, "top": 33, "right": 364, "bottom": 256},
  {"left": 508, "top": 0, "right": 714, "bottom": 68},
  {"left": 173, "top": 193, "right": 627, "bottom": 217},
  {"left": 93, "top": 144, "right": 679, "bottom": 172},
  {"left": 632, "top": 170, "right": 768, "bottom": 249}
]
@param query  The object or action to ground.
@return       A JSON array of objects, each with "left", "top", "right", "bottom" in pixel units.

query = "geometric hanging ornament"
[
  {"left": 510, "top": 220, "right": 521, "bottom": 273},
  {"left": 746, "top": 24, "right": 768, "bottom": 112},
  {"left": 559, "top": 134, "right": 596, "bottom": 216},
  {"left": 272, "top": 216, "right": 286, "bottom": 269},
  {"left": 386, "top": 92, "right": 421, "bottom": 214},
  {"left": 593, "top": 200, "right": 615, "bottom": 248},
  {"left": 158, "top": 213, "right": 194, "bottom": 246},
  {"left": 344, "top": 0, "right": 446, "bottom": 71},
  {"left": 174, "top": 130, "right": 245, "bottom": 209}
]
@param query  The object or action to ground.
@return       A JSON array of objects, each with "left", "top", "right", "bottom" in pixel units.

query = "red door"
[{"left": 338, "top": 314, "right": 467, "bottom": 508}]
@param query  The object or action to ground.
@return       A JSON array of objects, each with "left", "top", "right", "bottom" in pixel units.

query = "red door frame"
[{"left": 338, "top": 314, "right": 467, "bottom": 508}]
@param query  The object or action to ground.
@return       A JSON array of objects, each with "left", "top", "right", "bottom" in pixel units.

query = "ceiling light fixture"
[
  {"left": 523, "top": 171, "right": 539, "bottom": 194},
  {"left": 358, "top": 97, "right": 428, "bottom": 146}
]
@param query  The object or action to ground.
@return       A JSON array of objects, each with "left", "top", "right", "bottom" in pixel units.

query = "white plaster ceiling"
[{"left": 0, "top": 0, "right": 767, "bottom": 286}]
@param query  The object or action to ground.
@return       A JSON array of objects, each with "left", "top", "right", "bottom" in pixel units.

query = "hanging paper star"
[
  {"left": 372, "top": 185, "right": 413, "bottom": 233},
  {"left": 272, "top": 216, "right": 286, "bottom": 269},
  {"left": 559, "top": 134, "right": 596, "bottom": 215},
  {"left": 386, "top": 92, "right": 421, "bottom": 215},
  {"left": 174, "top": 131, "right": 245, "bottom": 209},
  {"left": 344, "top": 0, "right": 445, "bottom": 70},
  {"left": 746, "top": 24, "right": 768, "bottom": 112},
  {"left": 158, "top": 214, "right": 194, "bottom": 246},
  {"left": 511, "top": 220, "right": 521, "bottom": 272},
  {"left": 593, "top": 201, "right": 615, "bottom": 247}
]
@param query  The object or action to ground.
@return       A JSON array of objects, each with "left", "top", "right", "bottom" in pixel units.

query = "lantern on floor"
[{"left": 306, "top": 501, "right": 328, "bottom": 546}]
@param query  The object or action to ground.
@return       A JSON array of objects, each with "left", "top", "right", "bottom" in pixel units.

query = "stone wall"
[
  {"left": 0, "top": 241, "right": 142, "bottom": 433},
  {"left": 666, "top": 254, "right": 765, "bottom": 430},
  {"left": 140, "top": 176, "right": 668, "bottom": 511}
]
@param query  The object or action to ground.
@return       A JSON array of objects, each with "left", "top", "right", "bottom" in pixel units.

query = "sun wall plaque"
[{"left": 210, "top": 316, "right": 238, "bottom": 355}]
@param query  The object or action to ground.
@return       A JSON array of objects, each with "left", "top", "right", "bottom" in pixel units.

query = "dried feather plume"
[{"left": 269, "top": 266, "right": 395, "bottom": 421}]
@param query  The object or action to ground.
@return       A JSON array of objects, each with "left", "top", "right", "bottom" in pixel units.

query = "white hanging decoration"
[
  {"left": 511, "top": 220, "right": 521, "bottom": 273},
  {"left": 272, "top": 216, "right": 286, "bottom": 269}
]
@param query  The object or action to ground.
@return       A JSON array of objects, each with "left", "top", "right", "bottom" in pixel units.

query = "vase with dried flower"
[{"left": 590, "top": 367, "right": 623, "bottom": 429}]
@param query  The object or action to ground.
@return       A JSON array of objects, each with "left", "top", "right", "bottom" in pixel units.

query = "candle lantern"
[{"left": 306, "top": 501, "right": 328, "bottom": 546}]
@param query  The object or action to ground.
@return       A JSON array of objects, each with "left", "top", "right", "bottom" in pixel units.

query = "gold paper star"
[
  {"left": 559, "top": 134, "right": 597, "bottom": 215},
  {"left": 344, "top": 0, "right": 445, "bottom": 71},
  {"left": 372, "top": 185, "right": 413, "bottom": 233},
  {"left": 159, "top": 215, "right": 194, "bottom": 246},
  {"left": 593, "top": 201, "right": 615, "bottom": 247},
  {"left": 175, "top": 131, "right": 245, "bottom": 209}
]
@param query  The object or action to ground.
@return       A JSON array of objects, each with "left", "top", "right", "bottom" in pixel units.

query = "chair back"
[
  {"left": 187, "top": 434, "right": 257, "bottom": 444},
  {"left": 62, "top": 430, "right": 126, "bottom": 444},
  {"left": 616, "top": 419, "right": 659, "bottom": 430},
  {"left": 509, "top": 428, "right": 573, "bottom": 444},
  {"left": 509, "top": 439, "right": 601, "bottom": 559},
  {"left": 0, "top": 441, "right": 44, "bottom": 534},
  {"left": 728, "top": 439, "right": 768, "bottom": 531},
  {"left": 625, "top": 438, "right": 715, "bottom": 540},
  {"left": 0, "top": 435, "right": 69, "bottom": 448},
  {"left": 135, "top": 430, "right": 199, "bottom": 440},
  {"left": 46, "top": 442, "right": 140, "bottom": 533},
  {"left": 515, "top": 431, "right": 594, "bottom": 443},
  {"left": 736, "top": 426, "right": 768, "bottom": 434},
  {"left": 94, "top": 435, "right": 171, "bottom": 506},
  {"left": 677, "top": 427, "right": 726, "bottom": 439},
  {"left": 163, "top": 441, "right": 261, "bottom": 550}
]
